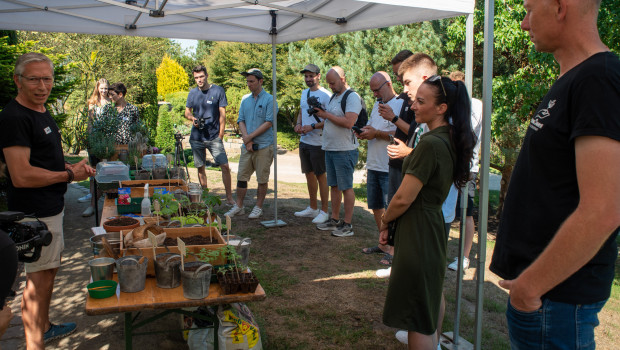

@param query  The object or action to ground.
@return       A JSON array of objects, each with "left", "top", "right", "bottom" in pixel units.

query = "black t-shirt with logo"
[
  {"left": 0, "top": 99, "right": 66, "bottom": 217},
  {"left": 186, "top": 85, "right": 228, "bottom": 142},
  {"left": 490, "top": 52, "right": 620, "bottom": 304},
  {"left": 389, "top": 92, "right": 416, "bottom": 170}
]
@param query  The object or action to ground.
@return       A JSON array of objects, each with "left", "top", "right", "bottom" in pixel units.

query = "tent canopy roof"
[{"left": 0, "top": 0, "right": 474, "bottom": 43}]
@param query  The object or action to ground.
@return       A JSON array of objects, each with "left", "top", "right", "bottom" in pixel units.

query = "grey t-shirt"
[{"left": 322, "top": 89, "right": 362, "bottom": 151}]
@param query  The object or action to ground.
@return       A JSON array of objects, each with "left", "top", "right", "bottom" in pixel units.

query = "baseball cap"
[
  {"left": 241, "top": 68, "right": 264, "bottom": 80},
  {"left": 300, "top": 64, "right": 320, "bottom": 74}
]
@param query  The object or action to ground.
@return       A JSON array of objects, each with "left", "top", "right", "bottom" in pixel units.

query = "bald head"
[
  {"left": 326, "top": 66, "right": 347, "bottom": 95},
  {"left": 370, "top": 71, "right": 396, "bottom": 100}
]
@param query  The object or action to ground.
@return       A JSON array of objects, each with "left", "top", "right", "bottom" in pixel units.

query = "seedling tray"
[{"left": 115, "top": 197, "right": 144, "bottom": 214}]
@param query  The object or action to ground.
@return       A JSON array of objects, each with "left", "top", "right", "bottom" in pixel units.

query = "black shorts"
[
  {"left": 456, "top": 173, "right": 477, "bottom": 217},
  {"left": 299, "top": 142, "right": 326, "bottom": 176}
]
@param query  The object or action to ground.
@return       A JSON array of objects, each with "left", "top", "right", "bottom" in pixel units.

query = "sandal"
[
  {"left": 361, "top": 246, "right": 384, "bottom": 254},
  {"left": 379, "top": 253, "right": 393, "bottom": 266}
]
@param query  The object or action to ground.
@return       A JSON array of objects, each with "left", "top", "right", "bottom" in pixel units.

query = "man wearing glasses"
[
  {"left": 491, "top": 0, "right": 620, "bottom": 348},
  {"left": 0, "top": 53, "right": 95, "bottom": 348},
  {"left": 357, "top": 71, "right": 403, "bottom": 265}
]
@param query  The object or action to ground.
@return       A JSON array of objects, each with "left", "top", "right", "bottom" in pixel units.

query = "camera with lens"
[
  {"left": 0, "top": 211, "right": 52, "bottom": 263},
  {"left": 306, "top": 96, "right": 324, "bottom": 117},
  {"left": 195, "top": 117, "right": 207, "bottom": 130}
]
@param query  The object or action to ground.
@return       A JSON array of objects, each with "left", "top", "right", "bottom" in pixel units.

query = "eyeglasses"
[
  {"left": 20, "top": 75, "right": 54, "bottom": 86},
  {"left": 371, "top": 80, "right": 389, "bottom": 93},
  {"left": 428, "top": 75, "right": 446, "bottom": 97}
]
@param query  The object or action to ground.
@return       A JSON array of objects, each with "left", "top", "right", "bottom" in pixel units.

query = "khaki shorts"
[
  {"left": 237, "top": 146, "right": 274, "bottom": 184},
  {"left": 23, "top": 210, "right": 64, "bottom": 273}
]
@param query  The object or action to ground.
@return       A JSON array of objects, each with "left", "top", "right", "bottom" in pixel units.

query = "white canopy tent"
[{"left": 0, "top": 0, "right": 495, "bottom": 348}]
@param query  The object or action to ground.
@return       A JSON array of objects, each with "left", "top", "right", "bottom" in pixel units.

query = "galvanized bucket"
[
  {"left": 116, "top": 255, "right": 148, "bottom": 293},
  {"left": 154, "top": 253, "right": 182, "bottom": 289},
  {"left": 181, "top": 262, "right": 212, "bottom": 299}
]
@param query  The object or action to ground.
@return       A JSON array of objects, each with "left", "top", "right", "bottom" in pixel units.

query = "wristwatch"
[
  {"left": 391, "top": 116, "right": 399, "bottom": 123},
  {"left": 311, "top": 123, "right": 316, "bottom": 129}
]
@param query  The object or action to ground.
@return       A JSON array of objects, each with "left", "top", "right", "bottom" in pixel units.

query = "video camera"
[
  {"left": 174, "top": 131, "right": 185, "bottom": 142},
  {"left": 306, "top": 96, "right": 323, "bottom": 122},
  {"left": 0, "top": 211, "right": 52, "bottom": 263}
]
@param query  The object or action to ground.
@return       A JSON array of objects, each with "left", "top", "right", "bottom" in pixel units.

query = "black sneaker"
[
  {"left": 316, "top": 218, "right": 342, "bottom": 231},
  {"left": 331, "top": 222, "right": 354, "bottom": 237}
]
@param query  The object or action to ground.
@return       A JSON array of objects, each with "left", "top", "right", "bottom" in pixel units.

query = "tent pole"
[
  {"left": 262, "top": 10, "right": 286, "bottom": 228},
  {"left": 451, "top": 13, "right": 475, "bottom": 350},
  {"left": 474, "top": 0, "right": 495, "bottom": 348}
]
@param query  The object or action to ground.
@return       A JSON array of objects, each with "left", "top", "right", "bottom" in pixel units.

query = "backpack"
[{"left": 330, "top": 89, "right": 368, "bottom": 129}]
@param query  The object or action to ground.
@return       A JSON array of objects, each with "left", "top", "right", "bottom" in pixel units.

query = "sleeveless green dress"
[{"left": 382, "top": 125, "right": 455, "bottom": 335}]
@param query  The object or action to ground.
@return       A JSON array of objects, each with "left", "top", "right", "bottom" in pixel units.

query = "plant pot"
[
  {"left": 116, "top": 255, "right": 148, "bottom": 293},
  {"left": 102, "top": 216, "right": 140, "bottom": 233},
  {"left": 217, "top": 269, "right": 258, "bottom": 295},
  {"left": 154, "top": 253, "right": 182, "bottom": 289},
  {"left": 135, "top": 169, "right": 150, "bottom": 180},
  {"left": 181, "top": 262, "right": 212, "bottom": 299},
  {"left": 152, "top": 167, "right": 166, "bottom": 180},
  {"left": 90, "top": 232, "right": 121, "bottom": 256}
]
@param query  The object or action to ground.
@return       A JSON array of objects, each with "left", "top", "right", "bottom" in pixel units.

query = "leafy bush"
[
  {"left": 223, "top": 86, "right": 246, "bottom": 134},
  {"left": 88, "top": 112, "right": 120, "bottom": 160},
  {"left": 156, "top": 55, "right": 189, "bottom": 100},
  {"left": 155, "top": 105, "right": 175, "bottom": 153},
  {"left": 165, "top": 91, "right": 190, "bottom": 126},
  {"left": 276, "top": 130, "right": 299, "bottom": 151}
]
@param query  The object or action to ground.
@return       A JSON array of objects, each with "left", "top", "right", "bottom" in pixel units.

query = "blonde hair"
[{"left": 87, "top": 78, "right": 110, "bottom": 107}]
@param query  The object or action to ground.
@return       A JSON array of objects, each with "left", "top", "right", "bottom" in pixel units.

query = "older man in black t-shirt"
[
  {"left": 490, "top": 1, "right": 620, "bottom": 348},
  {"left": 0, "top": 53, "right": 94, "bottom": 348}
]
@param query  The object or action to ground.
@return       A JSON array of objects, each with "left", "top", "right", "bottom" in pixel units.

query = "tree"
[
  {"left": 156, "top": 55, "right": 189, "bottom": 100},
  {"left": 155, "top": 105, "right": 175, "bottom": 153}
]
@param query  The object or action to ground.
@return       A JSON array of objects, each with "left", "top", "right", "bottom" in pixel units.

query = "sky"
[{"left": 173, "top": 38, "right": 197, "bottom": 53}]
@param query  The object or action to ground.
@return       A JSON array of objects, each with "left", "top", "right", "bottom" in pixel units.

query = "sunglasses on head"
[{"left": 427, "top": 75, "right": 446, "bottom": 97}]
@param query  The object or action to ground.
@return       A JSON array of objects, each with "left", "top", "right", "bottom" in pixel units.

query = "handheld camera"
[{"left": 0, "top": 211, "right": 52, "bottom": 263}]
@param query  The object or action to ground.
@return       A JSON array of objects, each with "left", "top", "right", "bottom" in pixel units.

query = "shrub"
[
  {"left": 155, "top": 105, "right": 175, "bottom": 153},
  {"left": 156, "top": 55, "right": 189, "bottom": 100},
  {"left": 276, "top": 130, "right": 299, "bottom": 151}
]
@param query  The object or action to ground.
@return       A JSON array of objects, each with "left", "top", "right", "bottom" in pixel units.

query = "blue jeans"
[
  {"left": 189, "top": 138, "right": 229, "bottom": 168},
  {"left": 506, "top": 297, "right": 606, "bottom": 350},
  {"left": 325, "top": 149, "right": 358, "bottom": 190}
]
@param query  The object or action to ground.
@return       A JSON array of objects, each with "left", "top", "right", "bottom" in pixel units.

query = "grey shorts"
[
  {"left": 299, "top": 142, "right": 326, "bottom": 176},
  {"left": 190, "top": 138, "right": 229, "bottom": 168}
]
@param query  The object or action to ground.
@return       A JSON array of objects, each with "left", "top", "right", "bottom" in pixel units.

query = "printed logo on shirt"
[
  {"left": 207, "top": 100, "right": 213, "bottom": 104},
  {"left": 44, "top": 126, "right": 52, "bottom": 134},
  {"left": 529, "top": 99, "right": 556, "bottom": 131}
]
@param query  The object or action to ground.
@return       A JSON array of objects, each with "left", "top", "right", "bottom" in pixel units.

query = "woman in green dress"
[{"left": 380, "top": 75, "right": 476, "bottom": 349}]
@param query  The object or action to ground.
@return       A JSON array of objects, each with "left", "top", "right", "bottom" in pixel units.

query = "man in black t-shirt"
[
  {"left": 0, "top": 53, "right": 94, "bottom": 348},
  {"left": 185, "top": 65, "right": 234, "bottom": 205},
  {"left": 489, "top": 1, "right": 620, "bottom": 348}
]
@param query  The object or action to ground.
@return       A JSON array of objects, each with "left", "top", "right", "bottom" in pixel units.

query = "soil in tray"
[
  {"left": 163, "top": 235, "right": 218, "bottom": 246},
  {"left": 105, "top": 217, "right": 139, "bottom": 226}
]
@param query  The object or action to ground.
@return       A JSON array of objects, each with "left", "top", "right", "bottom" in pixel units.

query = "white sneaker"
[
  {"left": 81, "top": 206, "right": 94, "bottom": 217},
  {"left": 224, "top": 204, "right": 244, "bottom": 217},
  {"left": 311, "top": 210, "right": 329, "bottom": 224},
  {"left": 375, "top": 267, "right": 391, "bottom": 278},
  {"left": 448, "top": 257, "right": 470, "bottom": 271},
  {"left": 395, "top": 330, "right": 408, "bottom": 344},
  {"left": 248, "top": 206, "right": 263, "bottom": 219},
  {"left": 77, "top": 193, "right": 92, "bottom": 203},
  {"left": 294, "top": 206, "right": 320, "bottom": 218}
]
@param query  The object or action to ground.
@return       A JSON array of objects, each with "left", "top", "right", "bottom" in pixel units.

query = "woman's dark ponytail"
[{"left": 448, "top": 80, "right": 476, "bottom": 189}]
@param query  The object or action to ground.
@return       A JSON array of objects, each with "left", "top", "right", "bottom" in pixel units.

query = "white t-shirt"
[
  {"left": 470, "top": 98, "right": 483, "bottom": 173},
  {"left": 322, "top": 89, "right": 362, "bottom": 151},
  {"left": 299, "top": 87, "right": 332, "bottom": 146},
  {"left": 366, "top": 97, "right": 403, "bottom": 172}
]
